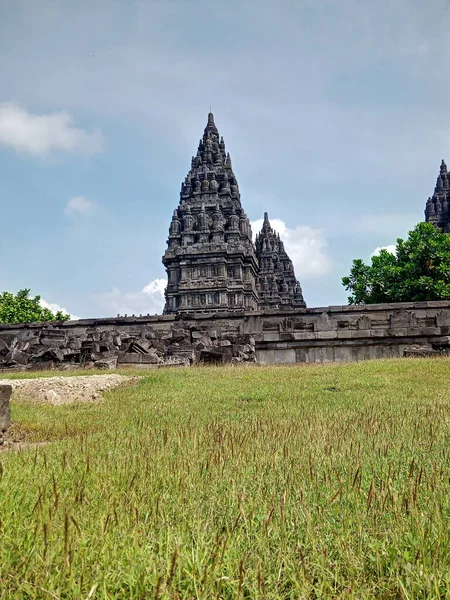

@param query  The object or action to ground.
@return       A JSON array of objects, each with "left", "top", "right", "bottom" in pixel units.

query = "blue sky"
[{"left": 1, "top": 0, "right": 449, "bottom": 318}]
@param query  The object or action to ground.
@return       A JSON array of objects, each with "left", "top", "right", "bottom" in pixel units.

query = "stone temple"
[
  {"left": 162, "top": 113, "right": 305, "bottom": 314},
  {"left": 425, "top": 159, "right": 450, "bottom": 232}
]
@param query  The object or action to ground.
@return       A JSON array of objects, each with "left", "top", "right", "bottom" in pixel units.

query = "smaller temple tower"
[
  {"left": 425, "top": 159, "right": 450, "bottom": 232},
  {"left": 255, "top": 213, "right": 306, "bottom": 310}
]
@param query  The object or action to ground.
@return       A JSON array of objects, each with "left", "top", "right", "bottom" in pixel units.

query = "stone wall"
[
  {"left": 1, "top": 301, "right": 450, "bottom": 370},
  {"left": 253, "top": 301, "right": 450, "bottom": 363}
]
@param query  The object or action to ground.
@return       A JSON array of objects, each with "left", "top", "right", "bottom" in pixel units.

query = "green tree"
[
  {"left": 342, "top": 222, "right": 450, "bottom": 304},
  {"left": 0, "top": 289, "right": 70, "bottom": 324}
]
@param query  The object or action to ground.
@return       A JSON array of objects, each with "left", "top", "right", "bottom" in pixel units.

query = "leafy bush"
[
  {"left": 342, "top": 222, "right": 450, "bottom": 304},
  {"left": 0, "top": 288, "right": 70, "bottom": 324}
]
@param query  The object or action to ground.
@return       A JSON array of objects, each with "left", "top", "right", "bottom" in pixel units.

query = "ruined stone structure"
[
  {"left": 1, "top": 301, "right": 450, "bottom": 371},
  {"left": 255, "top": 213, "right": 305, "bottom": 310},
  {"left": 425, "top": 159, "right": 450, "bottom": 232},
  {"left": 162, "top": 113, "right": 303, "bottom": 314}
]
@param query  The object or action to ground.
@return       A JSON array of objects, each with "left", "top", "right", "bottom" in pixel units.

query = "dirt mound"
[{"left": 0, "top": 374, "right": 139, "bottom": 405}]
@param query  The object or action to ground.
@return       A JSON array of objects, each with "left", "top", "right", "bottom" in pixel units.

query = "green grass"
[{"left": 1, "top": 359, "right": 450, "bottom": 599}]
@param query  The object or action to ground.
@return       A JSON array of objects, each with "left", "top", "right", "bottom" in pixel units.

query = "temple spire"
[
  {"left": 163, "top": 112, "right": 259, "bottom": 314},
  {"left": 425, "top": 158, "right": 450, "bottom": 233},
  {"left": 255, "top": 213, "right": 306, "bottom": 310}
]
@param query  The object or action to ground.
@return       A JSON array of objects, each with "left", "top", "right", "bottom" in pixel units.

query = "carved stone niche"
[
  {"left": 293, "top": 320, "right": 314, "bottom": 332},
  {"left": 436, "top": 310, "right": 450, "bottom": 327},
  {"left": 282, "top": 318, "right": 294, "bottom": 332},
  {"left": 262, "top": 320, "right": 278, "bottom": 331},
  {"left": 356, "top": 315, "right": 372, "bottom": 330},
  {"left": 314, "top": 312, "right": 337, "bottom": 332},
  {"left": 390, "top": 309, "right": 418, "bottom": 329}
]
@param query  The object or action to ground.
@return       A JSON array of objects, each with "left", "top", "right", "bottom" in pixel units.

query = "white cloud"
[
  {"left": 371, "top": 244, "right": 397, "bottom": 257},
  {"left": 99, "top": 278, "right": 166, "bottom": 317},
  {"left": 250, "top": 218, "right": 331, "bottom": 277},
  {"left": 65, "top": 196, "right": 97, "bottom": 217},
  {"left": 0, "top": 103, "right": 104, "bottom": 157},
  {"left": 40, "top": 298, "right": 80, "bottom": 321}
]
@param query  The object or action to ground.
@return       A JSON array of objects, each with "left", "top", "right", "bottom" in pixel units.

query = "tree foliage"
[
  {"left": 342, "top": 222, "right": 450, "bottom": 304},
  {"left": 0, "top": 289, "right": 70, "bottom": 324}
]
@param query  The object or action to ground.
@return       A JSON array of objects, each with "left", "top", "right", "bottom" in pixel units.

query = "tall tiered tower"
[
  {"left": 162, "top": 113, "right": 259, "bottom": 314},
  {"left": 255, "top": 213, "right": 306, "bottom": 310},
  {"left": 425, "top": 160, "right": 450, "bottom": 232}
]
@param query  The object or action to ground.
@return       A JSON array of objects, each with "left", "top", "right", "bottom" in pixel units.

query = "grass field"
[{"left": 1, "top": 359, "right": 450, "bottom": 599}]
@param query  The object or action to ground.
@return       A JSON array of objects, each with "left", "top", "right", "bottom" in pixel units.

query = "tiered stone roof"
[
  {"left": 162, "top": 113, "right": 258, "bottom": 313},
  {"left": 425, "top": 160, "right": 450, "bottom": 232},
  {"left": 255, "top": 213, "right": 305, "bottom": 309}
]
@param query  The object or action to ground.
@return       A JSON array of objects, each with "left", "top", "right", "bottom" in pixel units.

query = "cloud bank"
[
  {"left": 371, "top": 245, "right": 397, "bottom": 257},
  {"left": 250, "top": 218, "right": 331, "bottom": 277},
  {"left": 40, "top": 298, "right": 80, "bottom": 321},
  {"left": 99, "top": 278, "right": 166, "bottom": 317},
  {"left": 65, "top": 196, "right": 97, "bottom": 217},
  {"left": 0, "top": 103, "right": 104, "bottom": 157}
]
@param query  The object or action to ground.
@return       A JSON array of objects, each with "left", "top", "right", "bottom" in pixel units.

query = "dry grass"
[{"left": 0, "top": 359, "right": 450, "bottom": 598}]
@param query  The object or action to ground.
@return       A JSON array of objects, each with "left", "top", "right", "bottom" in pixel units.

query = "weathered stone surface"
[
  {"left": 2, "top": 302, "right": 450, "bottom": 368},
  {"left": 0, "top": 385, "right": 12, "bottom": 434},
  {"left": 118, "top": 353, "right": 161, "bottom": 365}
]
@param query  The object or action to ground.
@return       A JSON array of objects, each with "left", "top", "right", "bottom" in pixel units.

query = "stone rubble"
[
  {"left": 0, "top": 374, "right": 138, "bottom": 405},
  {"left": 0, "top": 320, "right": 256, "bottom": 372}
]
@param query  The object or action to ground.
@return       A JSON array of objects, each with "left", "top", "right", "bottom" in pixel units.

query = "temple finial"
[{"left": 441, "top": 159, "right": 448, "bottom": 174}]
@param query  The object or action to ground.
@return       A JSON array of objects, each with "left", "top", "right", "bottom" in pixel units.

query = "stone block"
[
  {"left": 40, "top": 337, "right": 66, "bottom": 347},
  {"left": 427, "top": 301, "right": 450, "bottom": 308},
  {"left": 219, "top": 340, "right": 232, "bottom": 347},
  {"left": 263, "top": 333, "right": 280, "bottom": 342},
  {"left": 293, "top": 331, "right": 315, "bottom": 340},
  {"left": 94, "top": 358, "right": 118, "bottom": 369},
  {"left": 356, "top": 316, "right": 372, "bottom": 330},
  {"left": 171, "top": 328, "right": 187, "bottom": 341},
  {"left": 7, "top": 348, "right": 29, "bottom": 365},
  {"left": 349, "top": 330, "right": 371, "bottom": 338},
  {"left": 0, "top": 339, "right": 10, "bottom": 354},
  {"left": 316, "top": 331, "right": 338, "bottom": 340},
  {"left": 405, "top": 328, "right": 421, "bottom": 336},
  {"left": 421, "top": 327, "right": 441, "bottom": 336},
  {"left": 118, "top": 353, "right": 161, "bottom": 365},
  {"left": 240, "top": 344, "right": 254, "bottom": 354},
  {"left": 370, "top": 329, "right": 390, "bottom": 337},
  {"left": 391, "top": 328, "right": 409, "bottom": 337},
  {"left": 0, "top": 385, "right": 12, "bottom": 433},
  {"left": 194, "top": 336, "right": 213, "bottom": 351},
  {"left": 337, "top": 330, "right": 353, "bottom": 339},
  {"left": 314, "top": 313, "right": 337, "bottom": 332},
  {"left": 280, "top": 332, "right": 295, "bottom": 341},
  {"left": 436, "top": 311, "right": 450, "bottom": 327}
]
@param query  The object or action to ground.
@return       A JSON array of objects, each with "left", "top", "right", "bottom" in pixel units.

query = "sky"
[{"left": 1, "top": 0, "right": 449, "bottom": 318}]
